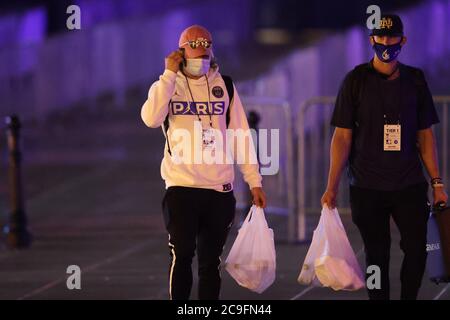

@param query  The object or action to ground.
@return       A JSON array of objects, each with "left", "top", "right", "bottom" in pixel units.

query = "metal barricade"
[
  {"left": 238, "top": 96, "right": 296, "bottom": 242},
  {"left": 296, "top": 96, "right": 450, "bottom": 243}
]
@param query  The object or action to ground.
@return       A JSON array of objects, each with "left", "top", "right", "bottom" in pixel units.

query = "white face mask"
[{"left": 184, "top": 58, "right": 210, "bottom": 76}]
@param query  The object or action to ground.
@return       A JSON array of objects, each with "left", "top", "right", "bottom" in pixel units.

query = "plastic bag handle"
[
  {"left": 241, "top": 205, "right": 268, "bottom": 229},
  {"left": 253, "top": 206, "right": 269, "bottom": 229},
  {"left": 321, "top": 204, "right": 344, "bottom": 230},
  {"left": 241, "top": 205, "right": 257, "bottom": 228}
]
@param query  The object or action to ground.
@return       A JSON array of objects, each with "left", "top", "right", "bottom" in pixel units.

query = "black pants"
[
  {"left": 162, "top": 186, "right": 236, "bottom": 300},
  {"left": 350, "top": 182, "right": 429, "bottom": 300}
]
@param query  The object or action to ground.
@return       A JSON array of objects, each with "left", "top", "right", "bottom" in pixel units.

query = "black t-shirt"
[{"left": 331, "top": 61, "right": 440, "bottom": 191}]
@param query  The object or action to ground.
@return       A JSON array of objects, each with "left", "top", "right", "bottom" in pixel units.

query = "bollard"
[
  {"left": 3, "top": 115, "right": 32, "bottom": 249},
  {"left": 244, "top": 111, "right": 261, "bottom": 217}
]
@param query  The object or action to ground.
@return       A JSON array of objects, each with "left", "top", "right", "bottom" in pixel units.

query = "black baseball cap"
[{"left": 370, "top": 14, "right": 404, "bottom": 37}]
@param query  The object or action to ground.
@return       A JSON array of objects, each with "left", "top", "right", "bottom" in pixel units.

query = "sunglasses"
[{"left": 181, "top": 38, "right": 212, "bottom": 49}]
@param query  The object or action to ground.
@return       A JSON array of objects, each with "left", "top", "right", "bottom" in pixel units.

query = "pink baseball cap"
[{"left": 178, "top": 25, "right": 213, "bottom": 58}]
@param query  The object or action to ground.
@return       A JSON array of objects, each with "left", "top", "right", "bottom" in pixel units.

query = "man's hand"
[
  {"left": 433, "top": 187, "right": 448, "bottom": 206},
  {"left": 321, "top": 128, "right": 351, "bottom": 210},
  {"left": 251, "top": 187, "right": 267, "bottom": 208},
  {"left": 321, "top": 189, "right": 337, "bottom": 209},
  {"left": 165, "top": 50, "right": 184, "bottom": 73}
]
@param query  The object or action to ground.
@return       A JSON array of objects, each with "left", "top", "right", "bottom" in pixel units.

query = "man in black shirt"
[{"left": 322, "top": 14, "right": 448, "bottom": 300}]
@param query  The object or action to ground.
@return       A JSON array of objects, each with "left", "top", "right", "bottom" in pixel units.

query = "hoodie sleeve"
[
  {"left": 141, "top": 69, "right": 177, "bottom": 128},
  {"left": 228, "top": 84, "right": 263, "bottom": 190}
]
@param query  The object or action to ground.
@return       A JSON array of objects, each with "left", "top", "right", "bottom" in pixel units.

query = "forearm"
[
  {"left": 326, "top": 132, "right": 352, "bottom": 192},
  {"left": 239, "top": 163, "right": 263, "bottom": 189},
  {"left": 141, "top": 69, "right": 176, "bottom": 128},
  {"left": 418, "top": 129, "right": 441, "bottom": 180},
  {"left": 418, "top": 129, "right": 448, "bottom": 205},
  {"left": 229, "top": 86, "right": 263, "bottom": 189}
]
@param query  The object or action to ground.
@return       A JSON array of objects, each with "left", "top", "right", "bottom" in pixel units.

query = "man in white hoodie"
[{"left": 141, "top": 25, "right": 266, "bottom": 300}]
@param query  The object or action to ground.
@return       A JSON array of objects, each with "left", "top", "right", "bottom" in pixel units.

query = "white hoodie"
[{"left": 141, "top": 66, "right": 262, "bottom": 192}]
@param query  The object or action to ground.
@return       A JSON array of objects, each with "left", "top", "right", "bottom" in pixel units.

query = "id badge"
[
  {"left": 384, "top": 124, "right": 401, "bottom": 151},
  {"left": 202, "top": 128, "right": 216, "bottom": 151}
]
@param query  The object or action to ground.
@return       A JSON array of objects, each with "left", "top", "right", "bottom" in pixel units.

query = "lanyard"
[{"left": 184, "top": 74, "right": 213, "bottom": 128}]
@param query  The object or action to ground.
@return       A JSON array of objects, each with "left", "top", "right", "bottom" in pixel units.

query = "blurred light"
[
  {"left": 255, "top": 28, "right": 291, "bottom": 45},
  {"left": 20, "top": 7, "right": 46, "bottom": 45}
]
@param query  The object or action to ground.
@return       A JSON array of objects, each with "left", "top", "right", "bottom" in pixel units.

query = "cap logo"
[{"left": 380, "top": 17, "right": 393, "bottom": 29}]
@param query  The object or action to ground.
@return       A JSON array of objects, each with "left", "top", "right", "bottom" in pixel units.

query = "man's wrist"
[
  {"left": 430, "top": 177, "right": 444, "bottom": 189},
  {"left": 326, "top": 187, "right": 338, "bottom": 194},
  {"left": 164, "top": 68, "right": 177, "bottom": 76}
]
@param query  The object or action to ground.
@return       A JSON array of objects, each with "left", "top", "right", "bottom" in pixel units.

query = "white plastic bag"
[
  {"left": 298, "top": 205, "right": 364, "bottom": 291},
  {"left": 225, "top": 205, "right": 276, "bottom": 293}
]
